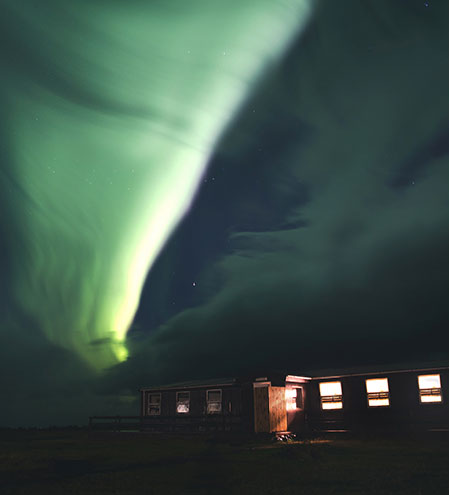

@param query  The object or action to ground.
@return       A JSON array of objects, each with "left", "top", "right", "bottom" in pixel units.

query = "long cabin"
[{"left": 138, "top": 363, "right": 448, "bottom": 434}]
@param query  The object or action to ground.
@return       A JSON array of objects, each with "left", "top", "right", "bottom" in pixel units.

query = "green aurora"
[
  {"left": 0, "top": 0, "right": 447, "bottom": 428},
  {"left": 1, "top": 1, "right": 312, "bottom": 368}
]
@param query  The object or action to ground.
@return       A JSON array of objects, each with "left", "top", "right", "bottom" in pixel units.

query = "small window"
[
  {"left": 366, "top": 378, "right": 390, "bottom": 407},
  {"left": 148, "top": 393, "right": 161, "bottom": 415},
  {"left": 285, "top": 388, "right": 303, "bottom": 411},
  {"left": 418, "top": 374, "right": 442, "bottom": 403},
  {"left": 176, "top": 391, "right": 190, "bottom": 413},
  {"left": 206, "top": 389, "right": 222, "bottom": 414},
  {"left": 319, "top": 381, "right": 343, "bottom": 410},
  {"left": 285, "top": 388, "right": 297, "bottom": 411}
]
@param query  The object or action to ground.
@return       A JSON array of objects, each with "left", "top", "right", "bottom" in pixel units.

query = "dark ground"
[{"left": 0, "top": 429, "right": 447, "bottom": 494}]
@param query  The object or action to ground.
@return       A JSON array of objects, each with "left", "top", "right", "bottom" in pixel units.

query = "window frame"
[
  {"left": 285, "top": 387, "right": 297, "bottom": 411},
  {"left": 417, "top": 374, "right": 442, "bottom": 404},
  {"left": 285, "top": 386, "right": 303, "bottom": 411},
  {"left": 296, "top": 387, "right": 304, "bottom": 410},
  {"left": 206, "top": 388, "right": 222, "bottom": 414},
  {"left": 147, "top": 392, "right": 162, "bottom": 416},
  {"left": 319, "top": 381, "right": 343, "bottom": 410},
  {"left": 365, "top": 377, "right": 390, "bottom": 408},
  {"left": 176, "top": 391, "right": 191, "bottom": 414}
]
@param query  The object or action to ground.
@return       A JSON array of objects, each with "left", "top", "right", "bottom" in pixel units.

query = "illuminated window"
[
  {"left": 206, "top": 389, "right": 222, "bottom": 414},
  {"left": 366, "top": 378, "right": 390, "bottom": 407},
  {"left": 319, "top": 381, "right": 343, "bottom": 410},
  {"left": 176, "top": 391, "right": 190, "bottom": 413},
  {"left": 285, "top": 388, "right": 303, "bottom": 411},
  {"left": 286, "top": 388, "right": 296, "bottom": 411},
  {"left": 148, "top": 393, "right": 161, "bottom": 415},
  {"left": 418, "top": 374, "right": 442, "bottom": 403}
]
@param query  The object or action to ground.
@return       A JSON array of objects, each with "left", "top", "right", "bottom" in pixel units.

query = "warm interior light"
[
  {"left": 368, "top": 398, "right": 390, "bottom": 407},
  {"left": 322, "top": 402, "right": 343, "bottom": 410},
  {"left": 319, "top": 381, "right": 343, "bottom": 410},
  {"left": 176, "top": 392, "right": 190, "bottom": 413},
  {"left": 285, "top": 388, "right": 297, "bottom": 411},
  {"left": 319, "top": 381, "right": 342, "bottom": 397},
  {"left": 365, "top": 378, "right": 389, "bottom": 393},
  {"left": 418, "top": 374, "right": 442, "bottom": 403},
  {"left": 420, "top": 395, "right": 442, "bottom": 403},
  {"left": 418, "top": 374, "right": 441, "bottom": 389},
  {"left": 366, "top": 378, "right": 390, "bottom": 407}
]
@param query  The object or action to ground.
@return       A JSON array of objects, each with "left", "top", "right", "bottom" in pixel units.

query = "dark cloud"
[
  {"left": 128, "top": 0, "right": 448, "bottom": 387},
  {"left": 0, "top": 311, "right": 138, "bottom": 426}
]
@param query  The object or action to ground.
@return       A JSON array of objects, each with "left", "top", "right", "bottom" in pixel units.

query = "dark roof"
[
  {"left": 139, "top": 361, "right": 449, "bottom": 391},
  {"left": 303, "top": 360, "right": 449, "bottom": 379},
  {"left": 140, "top": 377, "right": 237, "bottom": 392}
]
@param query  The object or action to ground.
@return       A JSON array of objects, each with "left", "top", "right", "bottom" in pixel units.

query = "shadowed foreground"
[{"left": 0, "top": 430, "right": 447, "bottom": 494}]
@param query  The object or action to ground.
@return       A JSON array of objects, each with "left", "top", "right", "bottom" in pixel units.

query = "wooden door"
[
  {"left": 269, "top": 386, "right": 287, "bottom": 432},
  {"left": 253, "top": 386, "right": 270, "bottom": 433}
]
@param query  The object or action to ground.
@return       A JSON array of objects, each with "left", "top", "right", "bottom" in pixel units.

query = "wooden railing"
[
  {"left": 89, "top": 416, "right": 142, "bottom": 431},
  {"left": 88, "top": 415, "right": 244, "bottom": 432}
]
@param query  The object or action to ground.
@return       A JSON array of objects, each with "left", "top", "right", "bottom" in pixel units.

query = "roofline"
[
  {"left": 311, "top": 366, "right": 449, "bottom": 380},
  {"left": 140, "top": 381, "right": 237, "bottom": 392},
  {"left": 139, "top": 366, "right": 448, "bottom": 391},
  {"left": 286, "top": 375, "right": 312, "bottom": 382}
]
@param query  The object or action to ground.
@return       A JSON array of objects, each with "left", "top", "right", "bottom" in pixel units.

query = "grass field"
[{"left": 0, "top": 429, "right": 447, "bottom": 494}]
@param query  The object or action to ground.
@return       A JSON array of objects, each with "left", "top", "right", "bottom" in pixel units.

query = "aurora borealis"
[
  {"left": 1, "top": 0, "right": 311, "bottom": 369},
  {"left": 0, "top": 0, "right": 448, "bottom": 426}
]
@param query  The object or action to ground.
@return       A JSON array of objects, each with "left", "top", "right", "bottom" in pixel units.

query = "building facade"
[{"left": 139, "top": 365, "right": 448, "bottom": 433}]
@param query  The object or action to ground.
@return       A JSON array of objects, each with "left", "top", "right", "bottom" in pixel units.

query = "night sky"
[{"left": 0, "top": 0, "right": 448, "bottom": 426}]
